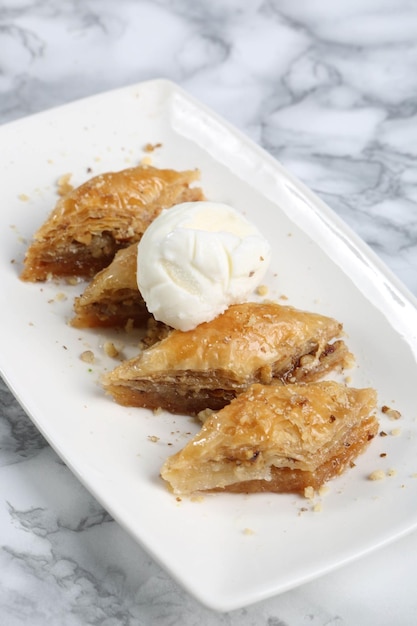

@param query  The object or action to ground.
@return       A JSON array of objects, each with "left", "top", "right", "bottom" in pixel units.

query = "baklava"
[
  {"left": 102, "top": 301, "right": 353, "bottom": 415},
  {"left": 21, "top": 165, "right": 203, "bottom": 281},
  {"left": 161, "top": 381, "right": 378, "bottom": 495},
  {"left": 70, "top": 243, "right": 147, "bottom": 328}
]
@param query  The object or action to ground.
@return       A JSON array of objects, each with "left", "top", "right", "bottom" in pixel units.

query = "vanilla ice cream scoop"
[{"left": 136, "top": 201, "right": 271, "bottom": 331}]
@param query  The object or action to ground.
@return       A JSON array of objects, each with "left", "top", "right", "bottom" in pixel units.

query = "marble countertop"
[{"left": 1, "top": 1, "right": 417, "bottom": 624}]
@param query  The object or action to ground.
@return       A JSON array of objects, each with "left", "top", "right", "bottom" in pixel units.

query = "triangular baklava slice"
[
  {"left": 102, "top": 301, "right": 353, "bottom": 415},
  {"left": 161, "top": 381, "right": 378, "bottom": 495},
  {"left": 70, "top": 243, "right": 148, "bottom": 328},
  {"left": 20, "top": 165, "right": 203, "bottom": 281}
]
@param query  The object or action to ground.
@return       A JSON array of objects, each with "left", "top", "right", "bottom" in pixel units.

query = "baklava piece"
[
  {"left": 102, "top": 301, "right": 353, "bottom": 416},
  {"left": 70, "top": 243, "right": 147, "bottom": 328},
  {"left": 20, "top": 165, "right": 203, "bottom": 281},
  {"left": 161, "top": 381, "right": 378, "bottom": 495}
]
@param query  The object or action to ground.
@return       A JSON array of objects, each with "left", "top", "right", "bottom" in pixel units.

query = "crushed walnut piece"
[
  {"left": 143, "top": 142, "right": 162, "bottom": 153},
  {"left": 103, "top": 341, "right": 120, "bottom": 358},
  {"left": 256, "top": 284, "right": 269, "bottom": 297},
  {"left": 57, "top": 173, "right": 73, "bottom": 196},
  {"left": 139, "top": 318, "right": 171, "bottom": 349},
  {"left": 381, "top": 405, "right": 402, "bottom": 420},
  {"left": 80, "top": 350, "right": 95, "bottom": 364},
  {"left": 368, "top": 469, "right": 385, "bottom": 481},
  {"left": 66, "top": 276, "right": 81, "bottom": 286},
  {"left": 304, "top": 486, "right": 315, "bottom": 500}
]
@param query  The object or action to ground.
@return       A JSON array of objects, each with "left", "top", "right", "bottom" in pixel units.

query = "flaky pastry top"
[
  {"left": 161, "top": 381, "right": 378, "bottom": 493},
  {"left": 105, "top": 301, "right": 345, "bottom": 383}
]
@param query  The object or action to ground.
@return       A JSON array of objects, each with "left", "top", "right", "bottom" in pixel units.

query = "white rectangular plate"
[{"left": 1, "top": 79, "right": 417, "bottom": 612}]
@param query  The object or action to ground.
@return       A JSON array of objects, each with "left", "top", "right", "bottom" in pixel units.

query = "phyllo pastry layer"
[
  {"left": 102, "top": 301, "right": 353, "bottom": 415},
  {"left": 21, "top": 165, "right": 203, "bottom": 281},
  {"left": 70, "top": 243, "right": 148, "bottom": 328},
  {"left": 161, "top": 381, "right": 378, "bottom": 495}
]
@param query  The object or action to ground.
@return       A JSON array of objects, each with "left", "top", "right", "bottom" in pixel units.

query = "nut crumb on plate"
[
  {"left": 57, "top": 173, "right": 73, "bottom": 196},
  {"left": 369, "top": 469, "right": 386, "bottom": 481},
  {"left": 256, "top": 284, "right": 269, "bottom": 296},
  {"left": 381, "top": 405, "right": 402, "bottom": 420},
  {"left": 103, "top": 341, "right": 120, "bottom": 358},
  {"left": 66, "top": 276, "right": 81, "bottom": 286},
  {"left": 80, "top": 350, "right": 95, "bottom": 364},
  {"left": 144, "top": 142, "right": 162, "bottom": 152}
]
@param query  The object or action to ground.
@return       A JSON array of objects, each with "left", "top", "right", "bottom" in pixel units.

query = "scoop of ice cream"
[{"left": 136, "top": 201, "right": 271, "bottom": 331}]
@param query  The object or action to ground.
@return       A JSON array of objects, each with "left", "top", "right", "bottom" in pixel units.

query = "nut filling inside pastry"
[
  {"left": 70, "top": 243, "right": 148, "bottom": 328},
  {"left": 20, "top": 165, "right": 204, "bottom": 281},
  {"left": 160, "top": 381, "right": 378, "bottom": 495},
  {"left": 102, "top": 301, "right": 354, "bottom": 416}
]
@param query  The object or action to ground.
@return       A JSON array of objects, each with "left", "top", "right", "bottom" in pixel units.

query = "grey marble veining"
[
  {"left": 0, "top": 378, "right": 48, "bottom": 466},
  {"left": 1, "top": 1, "right": 417, "bottom": 624}
]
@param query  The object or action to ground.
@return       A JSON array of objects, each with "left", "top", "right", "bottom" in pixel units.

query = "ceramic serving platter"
[{"left": 1, "top": 79, "right": 417, "bottom": 611}]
